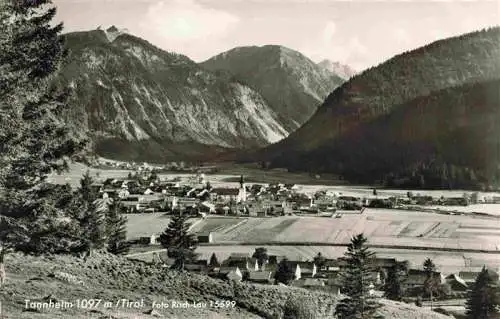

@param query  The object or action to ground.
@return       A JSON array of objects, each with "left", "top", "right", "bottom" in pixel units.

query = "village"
[{"left": 85, "top": 161, "right": 500, "bottom": 311}]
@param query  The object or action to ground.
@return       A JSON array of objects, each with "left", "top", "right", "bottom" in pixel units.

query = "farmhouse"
[
  {"left": 404, "top": 269, "right": 446, "bottom": 289},
  {"left": 445, "top": 274, "right": 469, "bottom": 291},
  {"left": 210, "top": 188, "right": 240, "bottom": 202},
  {"left": 219, "top": 254, "right": 259, "bottom": 277},
  {"left": 285, "top": 261, "right": 317, "bottom": 280}
]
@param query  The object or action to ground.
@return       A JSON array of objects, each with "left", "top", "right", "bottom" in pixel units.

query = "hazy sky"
[{"left": 53, "top": 0, "right": 499, "bottom": 71}]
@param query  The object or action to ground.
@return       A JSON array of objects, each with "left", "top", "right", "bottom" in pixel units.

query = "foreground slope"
[
  {"left": 200, "top": 45, "right": 344, "bottom": 131},
  {"left": 1, "top": 252, "right": 450, "bottom": 319},
  {"left": 265, "top": 27, "right": 500, "bottom": 187},
  {"left": 56, "top": 27, "right": 289, "bottom": 162}
]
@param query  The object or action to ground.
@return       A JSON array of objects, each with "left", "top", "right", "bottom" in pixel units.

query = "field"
[
  {"left": 192, "top": 210, "right": 500, "bottom": 251},
  {"left": 177, "top": 209, "right": 500, "bottom": 275},
  {"left": 426, "top": 204, "right": 500, "bottom": 216},
  {"left": 125, "top": 213, "right": 202, "bottom": 240}
]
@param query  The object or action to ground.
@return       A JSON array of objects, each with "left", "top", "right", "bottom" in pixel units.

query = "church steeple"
[{"left": 237, "top": 175, "right": 247, "bottom": 203}]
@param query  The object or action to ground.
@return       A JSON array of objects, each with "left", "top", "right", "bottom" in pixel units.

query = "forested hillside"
[{"left": 263, "top": 27, "right": 500, "bottom": 189}]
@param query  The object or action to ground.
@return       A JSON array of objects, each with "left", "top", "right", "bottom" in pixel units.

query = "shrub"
[{"left": 282, "top": 295, "right": 316, "bottom": 319}]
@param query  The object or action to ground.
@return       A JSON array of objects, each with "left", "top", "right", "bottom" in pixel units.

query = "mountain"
[
  {"left": 263, "top": 27, "right": 500, "bottom": 189},
  {"left": 56, "top": 27, "right": 290, "bottom": 162},
  {"left": 200, "top": 45, "right": 345, "bottom": 131},
  {"left": 318, "top": 59, "right": 357, "bottom": 80}
]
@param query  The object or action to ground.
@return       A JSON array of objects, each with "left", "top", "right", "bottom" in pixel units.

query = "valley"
[{"left": 2, "top": 1, "right": 500, "bottom": 318}]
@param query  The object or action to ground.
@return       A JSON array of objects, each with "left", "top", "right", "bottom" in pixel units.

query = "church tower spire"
[{"left": 238, "top": 175, "right": 247, "bottom": 203}]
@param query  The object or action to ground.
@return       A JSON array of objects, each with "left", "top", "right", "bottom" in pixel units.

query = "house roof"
[
  {"left": 212, "top": 188, "right": 239, "bottom": 196},
  {"left": 220, "top": 266, "right": 244, "bottom": 275},
  {"left": 287, "top": 261, "right": 316, "bottom": 272},
  {"left": 406, "top": 269, "right": 442, "bottom": 285},
  {"left": 228, "top": 252, "right": 250, "bottom": 259},
  {"left": 446, "top": 274, "right": 468, "bottom": 288}
]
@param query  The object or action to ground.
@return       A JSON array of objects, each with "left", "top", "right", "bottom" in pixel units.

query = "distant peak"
[
  {"left": 103, "top": 25, "right": 127, "bottom": 42},
  {"left": 318, "top": 59, "right": 357, "bottom": 80},
  {"left": 106, "top": 25, "right": 119, "bottom": 33}
]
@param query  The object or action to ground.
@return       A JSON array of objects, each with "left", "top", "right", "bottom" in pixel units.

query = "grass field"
[
  {"left": 125, "top": 213, "right": 172, "bottom": 239},
  {"left": 125, "top": 213, "right": 202, "bottom": 240}
]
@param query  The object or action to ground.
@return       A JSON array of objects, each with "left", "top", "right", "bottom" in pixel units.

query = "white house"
[{"left": 227, "top": 267, "right": 243, "bottom": 282}]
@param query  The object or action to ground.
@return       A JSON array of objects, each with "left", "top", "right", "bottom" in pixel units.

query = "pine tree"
[
  {"left": 252, "top": 247, "right": 268, "bottom": 269},
  {"left": 209, "top": 252, "right": 220, "bottom": 267},
  {"left": 465, "top": 266, "right": 500, "bottom": 319},
  {"left": 274, "top": 258, "right": 295, "bottom": 285},
  {"left": 335, "top": 233, "right": 381, "bottom": 319},
  {"left": 72, "top": 172, "right": 107, "bottom": 257},
  {"left": 423, "top": 258, "right": 438, "bottom": 309},
  {"left": 106, "top": 200, "right": 130, "bottom": 255},
  {"left": 159, "top": 213, "right": 198, "bottom": 270},
  {"left": 0, "top": 0, "right": 86, "bottom": 255},
  {"left": 383, "top": 264, "right": 405, "bottom": 301},
  {"left": 0, "top": 0, "right": 86, "bottom": 191}
]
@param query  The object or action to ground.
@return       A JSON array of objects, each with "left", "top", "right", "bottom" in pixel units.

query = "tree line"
[{"left": 0, "top": 0, "right": 130, "bottom": 265}]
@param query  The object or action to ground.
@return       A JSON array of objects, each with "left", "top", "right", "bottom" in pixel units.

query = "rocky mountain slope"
[
  {"left": 56, "top": 27, "right": 290, "bottom": 162},
  {"left": 263, "top": 27, "right": 500, "bottom": 188},
  {"left": 318, "top": 59, "right": 357, "bottom": 80},
  {"left": 200, "top": 45, "right": 345, "bottom": 131},
  {"left": 1, "top": 251, "right": 451, "bottom": 319}
]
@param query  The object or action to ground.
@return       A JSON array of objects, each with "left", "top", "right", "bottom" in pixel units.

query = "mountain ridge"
[
  {"left": 57, "top": 29, "right": 293, "bottom": 162},
  {"left": 261, "top": 27, "right": 500, "bottom": 188}
]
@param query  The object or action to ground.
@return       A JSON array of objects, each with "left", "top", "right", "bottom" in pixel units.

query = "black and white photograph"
[{"left": 0, "top": 0, "right": 499, "bottom": 318}]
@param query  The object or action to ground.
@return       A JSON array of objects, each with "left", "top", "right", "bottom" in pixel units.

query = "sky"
[{"left": 53, "top": 0, "right": 499, "bottom": 71}]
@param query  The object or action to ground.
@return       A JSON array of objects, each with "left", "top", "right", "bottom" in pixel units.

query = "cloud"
[
  {"left": 300, "top": 20, "right": 371, "bottom": 70},
  {"left": 322, "top": 20, "right": 337, "bottom": 43},
  {"left": 393, "top": 28, "right": 412, "bottom": 45},
  {"left": 140, "top": 0, "right": 239, "bottom": 42}
]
